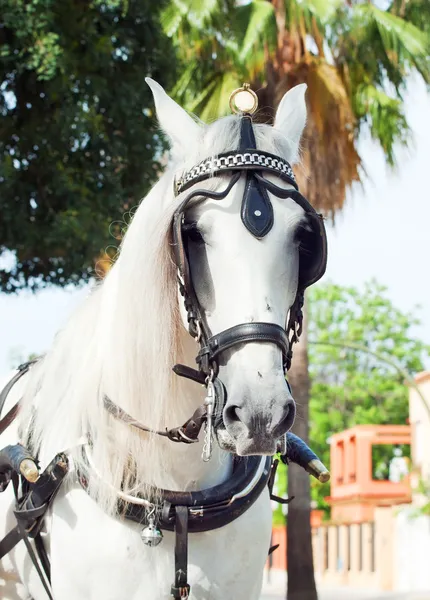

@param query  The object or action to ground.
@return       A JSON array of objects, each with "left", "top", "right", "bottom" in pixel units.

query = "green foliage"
[
  {"left": 0, "top": 0, "right": 176, "bottom": 292},
  {"left": 164, "top": 0, "right": 429, "bottom": 179},
  {"left": 331, "top": 2, "right": 430, "bottom": 161},
  {"left": 307, "top": 281, "right": 430, "bottom": 512},
  {"left": 410, "top": 478, "right": 430, "bottom": 517}
]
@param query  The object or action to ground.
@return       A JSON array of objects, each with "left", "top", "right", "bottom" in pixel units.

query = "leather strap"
[
  {"left": 17, "top": 521, "right": 53, "bottom": 600},
  {"left": 239, "top": 114, "right": 257, "bottom": 151},
  {"left": 174, "top": 150, "right": 298, "bottom": 196},
  {"left": 166, "top": 405, "right": 207, "bottom": 444},
  {"left": 0, "top": 359, "right": 39, "bottom": 436},
  {"left": 0, "top": 450, "right": 66, "bottom": 600},
  {"left": 34, "top": 531, "right": 51, "bottom": 582},
  {"left": 171, "top": 505, "right": 190, "bottom": 599},
  {"left": 103, "top": 396, "right": 207, "bottom": 444},
  {"left": 172, "top": 364, "right": 206, "bottom": 385},
  {"left": 0, "top": 402, "right": 19, "bottom": 437},
  {"left": 123, "top": 457, "right": 272, "bottom": 533},
  {"left": 0, "top": 360, "right": 37, "bottom": 418},
  {"left": 0, "top": 524, "right": 21, "bottom": 558},
  {"left": 197, "top": 322, "right": 290, "bottom": 367}
]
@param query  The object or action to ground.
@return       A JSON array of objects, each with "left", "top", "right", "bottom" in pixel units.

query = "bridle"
[{"left": 166, "top": 113, "right": 327, "bottom": 450}]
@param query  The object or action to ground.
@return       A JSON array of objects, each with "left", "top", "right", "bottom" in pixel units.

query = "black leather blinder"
[
  {"left": 241, "top": 173, "right": 274, "bottom": 238},
  {"left": 239, "top": 114, "right": 274, "bottom": 238}
]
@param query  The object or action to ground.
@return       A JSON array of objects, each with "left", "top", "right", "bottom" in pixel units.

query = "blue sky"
[{"left": 1, "top": 77, "right": 429, "bottom": 377}]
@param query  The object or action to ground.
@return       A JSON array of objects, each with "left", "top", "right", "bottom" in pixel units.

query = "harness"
[
  {"left": 0, "top": 361, "right": 329, "bottom": 600},
  {"left": 0, "top": 85, "right": 330, "bottom": 599}
]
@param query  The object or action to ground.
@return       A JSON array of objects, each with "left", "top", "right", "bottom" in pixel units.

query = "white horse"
[{"left": 0, "top": 79, "right": 316, "bottom": 600}]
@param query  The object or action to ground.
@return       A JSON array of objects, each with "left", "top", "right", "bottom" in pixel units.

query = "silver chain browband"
[{"left": 174, "top": 150, "right": 297, "bottom": 196}]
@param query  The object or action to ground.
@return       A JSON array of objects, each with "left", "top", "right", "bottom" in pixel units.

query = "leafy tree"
[
  {"left": 272, "top": 280, "right": 429, "bottom": 520},
  {"left": 0, "top": 0, "right": 176, "bottom": 292},
  {"left": 307, "top": 281, "right": 430, "bottom": 512},
  {"left": 163, "top": 2, "right": 430, "bottom": 598}
]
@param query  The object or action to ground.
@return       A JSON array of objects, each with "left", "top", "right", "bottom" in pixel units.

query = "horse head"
[{"left": 146, "top": 79, "right": 327, "bottom": 457}]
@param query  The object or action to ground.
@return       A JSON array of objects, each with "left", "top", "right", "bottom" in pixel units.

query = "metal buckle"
[
  {"left": 202, "top": 370, "right": 215, "bottom": 462},
  {"left": 194, "top": 319, "right": 202, "bottom": 343}
]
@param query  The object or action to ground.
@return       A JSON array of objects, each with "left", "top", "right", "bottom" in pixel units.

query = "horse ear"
[
  {"left": 145, "top": 78, "right": 201, "bottom": 154},
  {"left": 273, "top": 84, "right": 307, "bottom": 163}
]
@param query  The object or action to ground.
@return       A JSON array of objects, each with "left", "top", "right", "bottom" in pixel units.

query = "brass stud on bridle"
[{"left": 229, "top": 83, "right": 258, "bottom": 115}]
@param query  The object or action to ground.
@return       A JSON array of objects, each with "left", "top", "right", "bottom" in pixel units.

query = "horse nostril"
[
  {"left": 272, "top": 402, "right": 295, "bottom": 437},
  {"left": 224, "top": 404, "right": 242, "bottom": 424}
]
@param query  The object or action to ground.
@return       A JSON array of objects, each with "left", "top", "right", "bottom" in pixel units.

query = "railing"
[
  {"left": 312, "top": 522, "right": 377, "bottom": 588},
  {"left": 268, "top": 521, "right": 378, "bottom": 588}
]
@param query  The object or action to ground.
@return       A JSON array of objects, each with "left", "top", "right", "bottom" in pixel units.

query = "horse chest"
[{"left": 45, "top": 486, "right": 272, "bottom": 600}]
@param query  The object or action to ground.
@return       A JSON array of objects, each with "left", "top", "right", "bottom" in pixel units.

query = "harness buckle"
[
  {"left": 170, "top": 584, "right": 190, "bottom": 599},
  {"left": 194, "top": 319, "right": 202, "bottom": 343}
]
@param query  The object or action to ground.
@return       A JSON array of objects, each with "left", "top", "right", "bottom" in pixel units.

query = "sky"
[{"left": 1, "top": 77, "right": 429, "bottom": 377}]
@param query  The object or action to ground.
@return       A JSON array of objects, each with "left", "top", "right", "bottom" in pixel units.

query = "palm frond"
[
  {"left": 297, "top": 59, "right": 361, "bottom": 217},
  {"left": 389, "top": 0, "right": 430, "bottom": 38},
  {"left": 290, "top": 0, "right": 343, "bottom": 24},
  {"left": 197, "top": 71, "right": 242, "bottom": 121},
  {"left": 187, "top": 77, "right": 220, "bottom": 115},
  {"left": 171, "top": 60, "right": 202, "bottom": 99},
  {"left": 306, "top": 60, "right": 354, "bottom": 135},
  {"left": 353, "top": 84, "right": 409, "bottom": 165},
  {"left": 161, "top": 2, "right": 184, "bottom": 37},
  {"left": 236, "top": 1, "right": 276, "bottom": 63},
  {"left": 354, "top": 4, "right": 430, "bottom": 84}
]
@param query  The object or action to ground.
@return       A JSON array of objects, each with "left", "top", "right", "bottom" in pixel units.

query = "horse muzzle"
[{"left": 216, "top": 386, "right": 296, "bottom": 456}]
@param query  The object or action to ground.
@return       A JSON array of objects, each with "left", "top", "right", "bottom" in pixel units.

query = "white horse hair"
[{"left": 0, "top": 79, "right": 308, "bottom": 600}]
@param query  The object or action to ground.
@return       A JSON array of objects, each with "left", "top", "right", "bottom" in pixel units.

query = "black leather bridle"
[
  {"left": 101, "top": 114, "right": 327, "bottom": 453},
  {"left": 170, "top": 115, "right": 327, "bottom": 428}
]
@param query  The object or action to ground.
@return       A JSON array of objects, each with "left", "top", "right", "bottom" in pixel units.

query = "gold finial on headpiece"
[{"left": 229, "top": 83, "right": 258, "bottom": 115}]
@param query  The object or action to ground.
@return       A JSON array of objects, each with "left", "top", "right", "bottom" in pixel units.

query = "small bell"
[{"left": 141, "top": 516, "right": 163, "bottom": 547}]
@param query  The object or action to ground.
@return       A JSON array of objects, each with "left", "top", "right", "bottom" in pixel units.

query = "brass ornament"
[{"left": 229, "top": 83, "right": 258, "bottom": 115}]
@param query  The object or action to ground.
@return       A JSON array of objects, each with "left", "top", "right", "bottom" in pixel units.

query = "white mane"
[{"left": 18, "top": 115, "right": 297, "bottom": 514}]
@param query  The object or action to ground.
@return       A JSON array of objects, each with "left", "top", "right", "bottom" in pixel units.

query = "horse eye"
[{"left": 183, "top": 222, "right": 205, "bottom": 244}]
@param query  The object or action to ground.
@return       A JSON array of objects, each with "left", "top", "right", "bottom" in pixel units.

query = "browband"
[{"left": 174, "top": 150, "right": 298, "bottom": 196}]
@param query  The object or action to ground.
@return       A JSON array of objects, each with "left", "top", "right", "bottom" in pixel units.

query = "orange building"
[{"left": 326, "top": 424, "right": 411, "bottom": 523}]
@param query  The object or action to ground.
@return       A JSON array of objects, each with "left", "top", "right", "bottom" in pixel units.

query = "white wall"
[
  {"left": 393, "top": 507, "right": 430, "bottom": 592},
  {"left": 409, "top": 374, "right": 430, "bottom": 483}
]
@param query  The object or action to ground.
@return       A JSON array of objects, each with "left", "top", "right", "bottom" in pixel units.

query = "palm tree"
[{"left": 162, "top": 2, "right": 430, "bottom": 599}]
